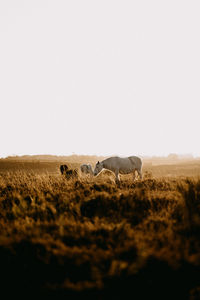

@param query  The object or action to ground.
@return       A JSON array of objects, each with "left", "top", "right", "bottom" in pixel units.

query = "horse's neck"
[
  {"left": 102, "top": 160, "right": 106, "bottom": 169},
  {"left": 102, "top": 159, "right": 110, "bottom": 170}
]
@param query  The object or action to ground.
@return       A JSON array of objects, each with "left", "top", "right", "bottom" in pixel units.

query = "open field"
[{"left": 0, "top": 157, "right": 200, "bottom": 299}]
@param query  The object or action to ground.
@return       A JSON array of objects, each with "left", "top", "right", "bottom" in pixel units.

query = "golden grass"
[{"left": 0, "top": 159, "right": 200, "bottom": 299}]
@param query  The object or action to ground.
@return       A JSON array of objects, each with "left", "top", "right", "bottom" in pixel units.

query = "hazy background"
[{"left": 0, "top": 0, "right": 199, "bottom": 158}]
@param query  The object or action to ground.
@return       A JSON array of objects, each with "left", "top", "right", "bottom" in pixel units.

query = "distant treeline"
[
  {"left": 1, "top": 153, "right": 199, "bottom": 165},
  {"left": 0, "top": 154, "right": 106, "bottom": 164}
]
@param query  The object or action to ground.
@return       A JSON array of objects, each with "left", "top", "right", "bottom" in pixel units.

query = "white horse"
[
  {"left": 80, "top": 164, "right": 93, "bottom": 176},
  {"left": 93, "top": 156, "right": 142, "bottom": 183}
]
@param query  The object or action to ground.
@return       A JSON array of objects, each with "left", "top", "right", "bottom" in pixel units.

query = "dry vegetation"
[{"left": 0, "top": 157, "right": 200, "bottom": 299}]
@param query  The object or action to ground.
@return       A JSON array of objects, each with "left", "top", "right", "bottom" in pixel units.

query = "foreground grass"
[{"left": 0, "top": 170, "right": 200, "bottom": 299}]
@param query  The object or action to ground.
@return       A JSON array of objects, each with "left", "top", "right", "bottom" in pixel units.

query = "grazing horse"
[
  {"left": 80, "top": 164, "right": 93, "bottom": 176},
  {"left": 60, "top": 164, "right": 78, "bottom": 179},
  {"left": 60, "top": 164, "right": 68, "bottom": 175},
  {"left": 93, "top": 156, "right": 142, "bottom": 183}
]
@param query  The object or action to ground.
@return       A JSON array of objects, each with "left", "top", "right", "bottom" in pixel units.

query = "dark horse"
[{"left": 60, "top": 164, "right": 78, "bottom": 179}]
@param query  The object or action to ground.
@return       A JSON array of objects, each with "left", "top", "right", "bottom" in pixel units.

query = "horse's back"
[
  {"left": 109, "top": 156, "right": 142, "bottom": 167},
  {"left": 103, "top": 156, "right": 141, "bottom": 173}
]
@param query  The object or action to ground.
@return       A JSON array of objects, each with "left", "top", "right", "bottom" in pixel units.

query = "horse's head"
[{"left": 93, "top": 161, "right": 103, "bottom": 176}]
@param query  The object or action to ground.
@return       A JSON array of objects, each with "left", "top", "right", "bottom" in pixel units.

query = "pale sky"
[{"left": 0, "top": 1, "right": 200, "bottom": 158}]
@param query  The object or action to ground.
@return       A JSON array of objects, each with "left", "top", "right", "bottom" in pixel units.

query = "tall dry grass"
[{"left": 0, "top": 162, "right": 200, "bottom": 299}]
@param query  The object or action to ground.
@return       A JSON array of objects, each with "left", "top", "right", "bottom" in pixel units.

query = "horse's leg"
[
  {"left": 132, "top": 170, "right": 136, "bottom": 181},
  {"left": 137, "top": 169, "right": 142, "bottom": 180},
  {"left": 115, "top": 170, "right": 120, "bottom": 184}
]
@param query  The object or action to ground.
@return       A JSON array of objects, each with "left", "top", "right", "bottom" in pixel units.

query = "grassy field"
[{"left": 0, "top": 157, "right": 200, "bottom": 299}]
